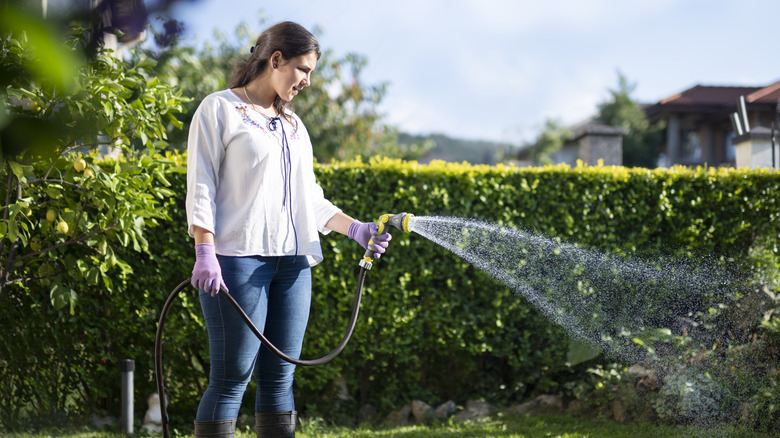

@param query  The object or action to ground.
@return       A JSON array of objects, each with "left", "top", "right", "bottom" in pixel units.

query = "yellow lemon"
[
  {"left": 46, "top": 209, "right": 56, "bottom": 223},
  {"left": 74, "top": 158, "right": 87, "bottom": 172},
  {"left": 57, "top": 221, "right": 69, "bottom": 234}
]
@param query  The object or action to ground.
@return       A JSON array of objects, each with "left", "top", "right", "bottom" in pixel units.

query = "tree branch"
[
  {"left": 1, "top": 180, "right": 23, "bottom": 289},
  {"left": 5, "top": 222, "right": 117, "bottom": 267},
  {"left": 0, "top": 165, "right": 15, "bottom": 272},
  {"left": 25, "top": 178, "right": 86, "bottom": 189},
  {"left": 41, "top": 145, "right": 81, "bottom": 181}
]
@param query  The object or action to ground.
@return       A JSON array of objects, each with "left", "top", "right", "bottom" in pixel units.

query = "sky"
[{"left": 162, "top": 0, "right": 778, "bottom": 145}]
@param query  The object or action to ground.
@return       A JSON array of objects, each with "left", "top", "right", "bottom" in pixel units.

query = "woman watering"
[{"left": 185, "top": 21, "right": 391, "bottom": 438}]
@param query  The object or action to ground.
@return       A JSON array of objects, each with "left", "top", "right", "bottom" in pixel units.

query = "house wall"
[{"left": 579, "top": 134, "right": 623, "bottom": 166}]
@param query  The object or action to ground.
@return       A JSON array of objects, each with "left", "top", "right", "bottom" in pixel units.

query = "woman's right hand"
[{"left": 191, "top": 243, "right": 228, "bottom": 297}]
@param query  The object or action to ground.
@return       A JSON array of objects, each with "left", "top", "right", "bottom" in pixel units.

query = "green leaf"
[
  {"left": 0, "top": 8, "right": 81, "bottom": 91},
  {"left": 115, "top": 259, "right": 133, "bottom": 276},
  {"left": 50, "top": 284, "right": 77, "bottom": 315},
  {"left": 9, "top": 161, "right": 25, "bottom": 181},
  {"left": 86, "top": 267, "right": 100, "bottom": 286},
  {"left": 133, "top": 57, "right": 157, "bottom": 70},
  {"left": 44, "top": 186, "right": 62, "bottom": 199}
]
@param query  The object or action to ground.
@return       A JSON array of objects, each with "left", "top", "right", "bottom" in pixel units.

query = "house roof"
[
  {"left": 746, "top": 80, "right": 780, "bottom": 105},
  {"left": 645, "top": 81, "right": 779, "bottom": 119},
  {"left": 658, "top": 85, "right": 762, "bottom": 106}
]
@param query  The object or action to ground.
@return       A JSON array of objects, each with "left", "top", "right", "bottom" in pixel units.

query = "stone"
[
  {"left": 566, "top": 399, "right": 585, "bottom": 415},
  {"left": 611, "top": 399, "right": 628, "bottom": 423},
  {"left": 332, "top": 375, "right": 352, "bottom": 401},
  {"left": 141, "top": 392, "right": 163, "bottom": 434},
  {"left": 90, "top": 413, "right": 117, "bottom": 430},
  {"left": 504, "top": 400, "right": 535, "bottom": 415},
  {"left": 435, "top": 400, "right": 457, "bottom": 419},
  {"left": 452, "top": 400, "right": 496, "bottom": 423},
  {"left": 535, "top": 394, "right": 563, "bottom": 410},
  {"left": 627, "top": 363, "right": 658, "bottom": 391},
  {"left": 237, "top": 414, "right": 252, "bottom": 430},
  {"left": 382, "top": 404, "right": 412, "bottom": 427},
  {"left": 321, "top": 375, "right": 353, "bottom": 411},
  {"left": 504, "top": 394, "right": 565, "bottom": 416},
  {"left": 738, "top": 402, "right": 754, "bottom": 426},
  {"left": 411, "top": 400, "right": 435, "bottom": 423},
  {"left": 358, "top": 404, "right": 377, "bottom": 424}
]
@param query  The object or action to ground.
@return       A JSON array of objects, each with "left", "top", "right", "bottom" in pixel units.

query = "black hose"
[{"left": 154, "top": 266, "right": 368, "bottom": 438}]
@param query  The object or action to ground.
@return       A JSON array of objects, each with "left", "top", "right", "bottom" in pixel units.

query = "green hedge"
[
  {"left": 146, "top": 157, "right": 779, "bottom": 423},
  {"left": 298, "top": 158, "right": 779, "bottom": 414},
  {"left": 3, "top": 156, "right": 779, "bottom": 429}
]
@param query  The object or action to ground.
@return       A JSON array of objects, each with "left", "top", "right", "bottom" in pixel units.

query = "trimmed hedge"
[
  {"left": 297, "top": 158, "right": 780, "bottom": 415},
  {"left": 142, "top": 156, "right": 779, "bottom": 424},
  {"left": 4, "top": 156, "right": 779, "bottom": 429}
]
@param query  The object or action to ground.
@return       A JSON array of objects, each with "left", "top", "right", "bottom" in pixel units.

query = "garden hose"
[
  {"left": 154, "top": 267, "right": 365, "bottom": 438},
  {"left": 153, "top": 212, "right": 413, "bottom": 438}
]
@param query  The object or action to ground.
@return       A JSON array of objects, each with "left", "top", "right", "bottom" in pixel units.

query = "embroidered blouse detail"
[
  {"left": 235, "top": 104, "right": 300, "bottom": 140},
  {"left": 235, "top": 105, "right": 266, "bottom": 130}
]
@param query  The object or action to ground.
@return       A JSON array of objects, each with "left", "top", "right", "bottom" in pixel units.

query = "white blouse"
[{"left": 186, "top": 89, "right": 342, "bottom": 266}]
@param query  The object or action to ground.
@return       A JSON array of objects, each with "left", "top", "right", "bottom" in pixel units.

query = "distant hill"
[{"left": 398, "top": 132, "right": 518, "bottom": 165}]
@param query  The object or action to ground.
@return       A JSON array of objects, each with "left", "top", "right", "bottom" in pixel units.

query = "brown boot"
[
  {"left": 194, "top": 418, "right": 236, "bottom": 438},
  {"left": 255, "top": 411, "right": 296, "bottom": 437}
]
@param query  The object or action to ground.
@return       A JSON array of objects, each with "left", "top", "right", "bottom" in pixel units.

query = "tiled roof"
[
  {"left": 746, "top": 80, "right": 780, "bottom": 104},
  {"left": 658, "top": 85, "right": 762, "bottom": 106},
  {"left": 646, "top": 81, "right": 780, "bottom": 119}
]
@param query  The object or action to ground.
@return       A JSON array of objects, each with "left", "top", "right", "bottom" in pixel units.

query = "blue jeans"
[{"left": 195, "top": 255, "right": 311, "bottom": 421}]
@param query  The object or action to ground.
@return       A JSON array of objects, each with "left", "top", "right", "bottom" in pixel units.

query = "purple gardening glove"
[
  {"left": 191, "top": 243, "right": 228, "bottom": 297},
  {"left": 348, "top": 220, "right": 392, "bottom": 259}
]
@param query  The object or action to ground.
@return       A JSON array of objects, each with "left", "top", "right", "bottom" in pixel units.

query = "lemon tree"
[
  {"left": 1, "top": 21, "right": 185, "bottom": 306},
  {"left": 0, "top": 9, "right": 186, "bottom": 426}
]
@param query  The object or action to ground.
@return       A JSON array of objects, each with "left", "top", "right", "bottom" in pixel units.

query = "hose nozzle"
[
  {"left": 377, "top": 212, "right": 414, "bottom": 234},
  {"left": 359, "top": 212, "right": 414, "bottom": 269}
]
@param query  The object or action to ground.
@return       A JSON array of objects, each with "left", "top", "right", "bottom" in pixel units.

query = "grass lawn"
[
  {"left": 295, "top": 414, "right": 771, "bottom": 438},
  {"left": 5, "top": 413, "right": 771, "bottom": 438}
]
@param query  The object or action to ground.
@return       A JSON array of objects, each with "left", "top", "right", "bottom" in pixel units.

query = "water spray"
[{"left": 154, "top": 213, "right": 414, "bottom": 438}]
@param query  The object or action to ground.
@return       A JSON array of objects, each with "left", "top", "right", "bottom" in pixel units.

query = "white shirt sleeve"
[{"left": 186, "top": 95, "right": 224, "bottom": 237}]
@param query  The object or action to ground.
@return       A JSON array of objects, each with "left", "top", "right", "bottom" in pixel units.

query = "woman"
[{"left": 185, "top": 21, "right": 391, "bottom": 438}]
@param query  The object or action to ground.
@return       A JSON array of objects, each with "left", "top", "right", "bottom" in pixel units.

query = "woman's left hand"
[{"left": 348, "top": 220, "right": 392, "bottom": 258}]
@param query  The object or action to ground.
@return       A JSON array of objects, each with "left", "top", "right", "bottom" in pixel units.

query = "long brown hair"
[{"left": 230, "top": 22, "right": 321, "bottom": 126}]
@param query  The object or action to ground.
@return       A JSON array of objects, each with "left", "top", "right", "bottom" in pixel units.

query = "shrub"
[
  {"left": 744, "top": 372, "right": 780, "bottom": 432},
  {"left": 4, "top": 154, "right": 780, "bottom": 428},
  {"left": 652, "top": 369, "right": 724, "bottom": 424},
  {"left": 147, "top": 157, "right": 780, "bottom": 423}
]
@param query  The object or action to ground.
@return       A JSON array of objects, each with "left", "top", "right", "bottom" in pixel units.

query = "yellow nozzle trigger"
[{"left": 377, "top": 214, "right": 390, "bottom": 235}]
